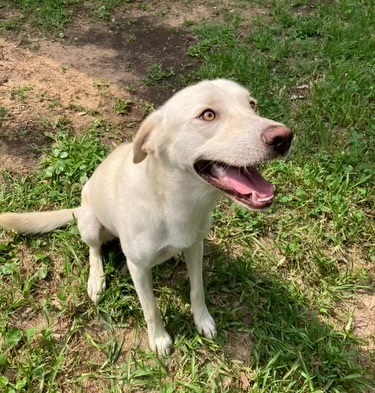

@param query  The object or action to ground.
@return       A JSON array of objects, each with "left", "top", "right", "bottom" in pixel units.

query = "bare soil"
[{"left": 0, "top": 0, "right": 224, "bottom": 172}]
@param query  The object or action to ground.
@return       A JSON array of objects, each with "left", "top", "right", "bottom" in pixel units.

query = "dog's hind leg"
[{"left": 77, "top": 207, "right": 114, "bottom": 303}]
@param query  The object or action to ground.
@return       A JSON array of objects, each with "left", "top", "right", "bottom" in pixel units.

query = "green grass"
[
  {"left": 9, "top": 86, "right": 34, "bottom": 103},
  {"left": 1, "top": 0, "right": 81, "bottom": 32},
  {"left": 142, "top": 63, "right": 176, "bottom": 86},
  {"left": 1, "top": 0, "right": 375, "bottom": 392},
  {"left": 0, "top": 107, "right": 12, "bottom": 124},
  {"left": 0, "top": 0, "right": 133, "bottom": 34},
  {"left": 114, "top": 99, "right": 134, "bottom": 116}
]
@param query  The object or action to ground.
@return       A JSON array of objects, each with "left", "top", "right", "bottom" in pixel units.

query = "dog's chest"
[
  {"left": 168, "top": 207, "right": 212, "bottom": 244},
  {"left": 153, "top": 245, "right": 180, "bottom": 265},
  {"left": 152, "top": 223, "right": 205, "bottom": 266}
]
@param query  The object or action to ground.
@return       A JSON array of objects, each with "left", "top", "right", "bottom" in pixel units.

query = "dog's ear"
[{"left": 133, "top": 111, "right": 163, "bottom": 164}]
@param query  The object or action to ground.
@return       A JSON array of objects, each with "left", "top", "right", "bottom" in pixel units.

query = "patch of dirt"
[
  {"left": 223, "top": 331, "right": 254, "bottom": 363},
  {"left": 336, "top": 248, "right": 375, "bottom": 366},
  {"left": 340, "top": 291, "right": 375, "bottom": 377},
  {"left": 0, "top": 0, "right": 271, "bottom": 173},
  {"left": 0, "top": 36, "right": 142, "bottom": 172},
  {"left": 351, "top": 293, "right": 375, "bottom": 347},
  {"left": 31, "top": 17, "right": 196, "bottom": 105},
  {"left": 0, "top": 1, "right": 212, "bottom": 172}
]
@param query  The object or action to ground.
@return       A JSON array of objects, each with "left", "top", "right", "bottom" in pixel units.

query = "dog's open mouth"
[{"left": 194, "top": 160, "right": 275, "bottom": 210}]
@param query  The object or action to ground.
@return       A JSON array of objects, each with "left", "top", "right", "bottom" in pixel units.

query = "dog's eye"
[
  {"left": 249, "top": 100, "right": 258, "bottom": 111},
  {"left": 199, "top": 109, "right": 216, "bottom": 121}
]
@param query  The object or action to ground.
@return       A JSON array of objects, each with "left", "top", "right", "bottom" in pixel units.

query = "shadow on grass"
[
  {"left": 0, "top": 124, "right": 53, "bottom": 170},
  {"left": 205, "top": 243, "right": 373, "bottom": 391},
  {"left": 100, "top": 239, "right": 373, "bottom": 391},
  {"left": 1, "top": 229, "right": 372, "bottom": 391}
]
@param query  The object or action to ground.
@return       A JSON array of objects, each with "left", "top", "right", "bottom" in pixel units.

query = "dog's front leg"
[
  {"left": 184, "top": 240, "right": 217, "bottom": 340},
  {"left": 127, "top": 260, "right": 173, "bottom": 355},
  {"left": 87, "top": 246, "right": 106, "bottom": 304}
]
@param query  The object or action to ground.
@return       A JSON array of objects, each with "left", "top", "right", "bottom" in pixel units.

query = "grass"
[
  {"left": 9, "top": 87, "right": 34, "bottom": 103},
  {"left": 1, "top": 0, "right": 80, "bottom": 32},
  {"left": 114, "top": 99, "right": 134, "bottom": 116},
  {"left": 1, "top": 0, "right": 375, "bottom": 392},
  {"left": 0, "top": 107, "right": 12, "bottom": 124},
  {"left": 142, "top": 63, "right": 176, "bottom": 86},
  {"left": 0, "top": 0, "right": 132, "bottom": 34}
]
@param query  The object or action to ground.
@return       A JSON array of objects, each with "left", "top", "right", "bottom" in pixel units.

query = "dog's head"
[{"left": 133, "top": 79, "right": 293, "bottom": 211}]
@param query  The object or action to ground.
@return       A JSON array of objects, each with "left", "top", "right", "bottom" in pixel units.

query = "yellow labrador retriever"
[{"left": 0, "top": 79, "right": 293, "bottom": 355}]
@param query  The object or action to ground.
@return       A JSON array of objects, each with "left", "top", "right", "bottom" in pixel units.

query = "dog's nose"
[{"left": 261, "top": 125, "right": 293, "bottom": 155}]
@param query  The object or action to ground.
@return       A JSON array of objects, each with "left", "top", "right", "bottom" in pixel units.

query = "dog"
[{"left": 0, "top": 79, "right": 293, "bottom": 355}]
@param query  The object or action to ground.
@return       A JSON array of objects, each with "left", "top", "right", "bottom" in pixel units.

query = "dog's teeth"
[
  {"left": 252, "top": 193, "right": 273, "bottom": 203},
  {"left": 212, "top": 165, "right": 226, "bottom": 178},
  {"left": 259, "top": 195, "right": 273, "bottom": 202}
]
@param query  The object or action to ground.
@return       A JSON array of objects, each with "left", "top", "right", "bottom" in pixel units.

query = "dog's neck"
[
  {"left": 144, "top": 154, "right": 220, "bottom": 223},
  {"left": 125, "top": 154, "right": 221, "bottom": 253}
]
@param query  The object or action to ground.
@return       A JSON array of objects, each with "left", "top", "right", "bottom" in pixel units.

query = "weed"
[
  {"left": 142, "top": 101, "right": 155, "bottom": 114},
  {"left": 114, "top": 99, "right": 134, "bottom": 116},
  {"left": 125, "top": 33, "right": 136, "bottom": 43},
  {"left": 142, "top": 63, "right": 175, "bottom": 86},
  {"left": 93, "top": 0, "right": 127, "bottom": 21},
  {"left": 0, "top": 20, "right": 19, "bottom": 31},
  {"left": 0, "top": 107, "right": 12, "bottom": 124},
  {"left": 9, "top": 86, "right": 33, "bottom": 103},
  {"left": 125, "top": 84, "right": 137, "bottom": 94},
  {"left": 42, "top": 122, "right": 108, "bottom": 189},
  {"left": 124, "top": 62, "right": 133, "bottom": 72}
]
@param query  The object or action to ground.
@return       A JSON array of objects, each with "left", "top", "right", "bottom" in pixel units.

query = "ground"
[
  {"left": 0, "top": 0, "right": 374, "bottom": 391},
  {"left": 0, "top": 1, "right": 206, "bottom": 171}
]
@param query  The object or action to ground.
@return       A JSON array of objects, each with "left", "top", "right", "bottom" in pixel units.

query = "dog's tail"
[{"left": 0, "top": 208, "right": 80, "bottom": 234}]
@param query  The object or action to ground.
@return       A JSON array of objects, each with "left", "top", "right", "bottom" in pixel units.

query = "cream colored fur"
[
  {"left": 0, "top": 209, "right": 78, "bottom": 234},
  {"left": 0, "top": 79, "right": 290, "bottom": 355}
]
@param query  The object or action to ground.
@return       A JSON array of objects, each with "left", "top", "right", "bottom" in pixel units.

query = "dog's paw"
[
  {"left": 195, "top": 311, "right": 217, "bottom": 340},
  {"left": 87, "top": 275, "right": 106, "bottom": 304},
  {"left": 150, "top": 332, "right": 173, "bottom": 356}
]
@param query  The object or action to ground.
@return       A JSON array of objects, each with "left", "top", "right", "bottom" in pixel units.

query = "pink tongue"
[{"left": 218, "top": 166, "right": 274, "bottom": 197}]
